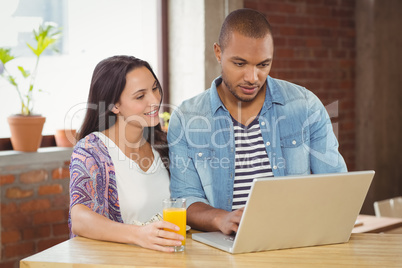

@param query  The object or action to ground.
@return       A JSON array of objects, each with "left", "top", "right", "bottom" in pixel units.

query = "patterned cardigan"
[{"left": 68, "top": 133, "right": 122, "bottom": 238}]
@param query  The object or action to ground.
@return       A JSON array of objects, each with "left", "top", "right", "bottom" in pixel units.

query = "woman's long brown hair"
[{"left": 77, "top": 55, "right": 168, "bottom": 170}]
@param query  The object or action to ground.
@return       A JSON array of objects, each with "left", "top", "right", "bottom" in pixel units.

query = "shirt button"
[
  {"left": 198, "top": 152, "right": 203, "bottom": 157},
  {"left": 261, "top": 122, "right": 266, "bottom": 126},
  {"left": 292, "top": 140, "right": 297, "bottom": 145},
  {"left": 230, "top": 173, "right": 233, "bottom": 178},
  {"left": 273, "top": 165, "right": 278, "bottom": 170},
  {"left": 266, "top": 141, "right": 271, "bottom": 146}
]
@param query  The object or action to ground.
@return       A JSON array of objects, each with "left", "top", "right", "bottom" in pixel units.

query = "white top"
[{"left": 94, "top": 132, "right": 170, "bottom": 224}]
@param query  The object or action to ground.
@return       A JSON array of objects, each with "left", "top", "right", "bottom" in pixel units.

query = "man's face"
[{"left": 214, "top": 31, "right": 274, "bottom": 103}]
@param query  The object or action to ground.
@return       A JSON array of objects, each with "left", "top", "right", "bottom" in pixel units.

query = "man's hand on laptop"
[
  {"left": 216, "top": 207, "right": 244, "bottom": 235},
  {"left": 187, "top": 202, "right": 244, "bottom": 234}
]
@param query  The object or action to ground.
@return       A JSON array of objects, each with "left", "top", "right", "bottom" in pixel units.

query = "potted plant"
[
  {"left": 54, "top": 129, "right": 77, "bottom": 148},
  {"left": 159, "top": 111, "right": 171, "bottom": 132},
  {"left": 0, "top": 23, "right": 61, "bottom": 152}
]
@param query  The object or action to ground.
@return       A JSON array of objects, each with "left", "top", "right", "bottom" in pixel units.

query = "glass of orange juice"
[{"left": 162, "top": 198, "right": 186, "bottom": 252}]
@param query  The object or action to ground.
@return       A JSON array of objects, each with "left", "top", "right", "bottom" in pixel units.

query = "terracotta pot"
[
  {"left": 7, "top": 115, "right": 46, "bottom": 152},
  {"left": 54, "top": 129, "right": 77, "bottom": 147}
]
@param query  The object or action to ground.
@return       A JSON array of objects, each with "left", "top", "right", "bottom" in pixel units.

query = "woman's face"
[{"left": 113, "top": 66, "right": 161, "bottom": 128}]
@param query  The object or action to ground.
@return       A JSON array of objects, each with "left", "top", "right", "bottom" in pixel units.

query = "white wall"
[{"left": 168, "top": 0, "right": 206, "bottom": 108}]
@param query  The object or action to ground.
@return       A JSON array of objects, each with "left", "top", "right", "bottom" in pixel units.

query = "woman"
[{"left": 69, "top": 55, "right": 183, "bottom": 252}]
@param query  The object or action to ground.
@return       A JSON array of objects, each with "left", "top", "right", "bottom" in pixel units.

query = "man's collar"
[
  {"left": 209, "top": 76, "right": 285, "bottom": 115},
  {"left": 210, "top": 77, "right": 226, "bottom": 115},
  {"left": 262, "top": 76, "right": 285, "bottom": 112}
]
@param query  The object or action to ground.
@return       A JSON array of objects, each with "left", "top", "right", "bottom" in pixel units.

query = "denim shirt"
[{"left": 168, "top": 76, "right": 347, "bottom": 211}]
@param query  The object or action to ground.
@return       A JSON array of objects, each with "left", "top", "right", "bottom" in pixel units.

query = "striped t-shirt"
[{"left": 232, "top": 116, "right": 274, "bottom": 211}]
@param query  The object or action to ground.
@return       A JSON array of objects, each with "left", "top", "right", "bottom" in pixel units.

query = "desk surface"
[{"left": 20, "top": 233, "right": 402, "bottom": 268}]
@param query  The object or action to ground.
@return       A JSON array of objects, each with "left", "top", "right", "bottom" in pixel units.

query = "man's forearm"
[{"left": 187, "top": 202, "right": 228, "bottom": 232}]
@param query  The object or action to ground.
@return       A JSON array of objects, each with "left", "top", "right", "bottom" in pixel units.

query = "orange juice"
[{"left": 163, "top": 207, "right": 186, "bottom": 245}]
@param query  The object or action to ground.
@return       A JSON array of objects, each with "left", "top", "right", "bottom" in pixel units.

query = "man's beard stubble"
[{"left": 221, "top": 71, "right": 262, "bottom": 103}]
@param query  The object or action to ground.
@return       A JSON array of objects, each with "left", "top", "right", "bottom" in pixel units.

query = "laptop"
[{"left": 192, "top": 170, "right": 375, "bottom": 254}]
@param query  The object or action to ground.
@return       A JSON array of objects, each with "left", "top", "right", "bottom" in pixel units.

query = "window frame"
[{"left": 0, "top": 0, "right": 169, "bottom": 151}]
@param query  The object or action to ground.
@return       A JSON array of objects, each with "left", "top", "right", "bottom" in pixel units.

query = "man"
[{"left": 167, "top": 8, "right": 347, "bottom": 235}]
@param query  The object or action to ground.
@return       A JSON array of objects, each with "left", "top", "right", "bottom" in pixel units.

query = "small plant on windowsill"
[
  {"left": 0, "top": 23, "right": 62, "bottom": 152},
  {"left": 0, "top": 23, "right": 61, "bottom": 116},
  {"left": 159, "top": 111, "right": 171, "bottom": 132}
]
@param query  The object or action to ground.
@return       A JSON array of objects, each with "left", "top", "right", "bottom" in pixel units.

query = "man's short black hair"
[{"left": 218, "top": 8, "right": 272, "bottom": 51}]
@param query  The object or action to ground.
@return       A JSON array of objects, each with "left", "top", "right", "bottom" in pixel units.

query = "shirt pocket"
[
  {"left": 187, "top": 148, "right": 216, "bottom": 186},
  {"left": 280, "top": 131, "right": 309, "bottom": 175}
]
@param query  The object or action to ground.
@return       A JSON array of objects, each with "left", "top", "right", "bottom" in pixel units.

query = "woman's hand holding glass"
[{"left": 133, "top": 221, "right": 184, "bottom": 253}]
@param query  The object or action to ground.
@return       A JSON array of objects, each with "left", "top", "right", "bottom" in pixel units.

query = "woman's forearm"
[
  {"left": 71, "top": 204, "right": 137, "bottom": 244},
  {"left": 70, "top": 204, "right": 184, "bottom": 252}
]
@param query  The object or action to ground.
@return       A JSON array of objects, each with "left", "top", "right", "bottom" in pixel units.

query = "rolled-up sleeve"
[
  {"left": 305, "top": 91, "right": 347, "bottom": 174},
  {"left": 168, "top": 108, "right": 210, "bottom": 208}
]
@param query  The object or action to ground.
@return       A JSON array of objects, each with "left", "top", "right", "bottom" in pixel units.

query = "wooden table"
[
  {"left": 352, "top": 214, "right": 402, "bottom": 233},
  {"left": 20, "top": 232, "right": 402, "bottom": 267}
]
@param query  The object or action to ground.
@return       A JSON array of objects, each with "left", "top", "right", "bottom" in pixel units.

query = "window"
[{"left": 0, "top": 0, "right": 159, "bottom": 138}]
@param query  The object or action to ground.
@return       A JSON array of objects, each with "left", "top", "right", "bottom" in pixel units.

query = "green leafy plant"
[
  {"left": 159, "top": 111, "right": 171, "bottom": 129},
  {"left": 0, "top": 23, "right": 61, "bottom": 115}
]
